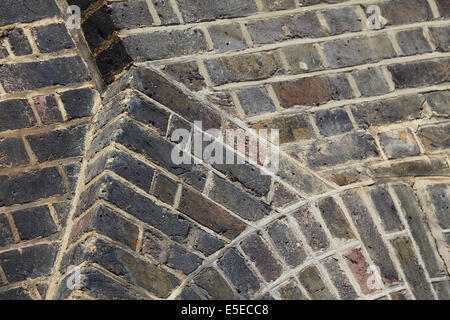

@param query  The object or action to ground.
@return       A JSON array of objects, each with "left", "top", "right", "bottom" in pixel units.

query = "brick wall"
[{"left": 0, "top": 0, "right": 449, "bottom": 300}]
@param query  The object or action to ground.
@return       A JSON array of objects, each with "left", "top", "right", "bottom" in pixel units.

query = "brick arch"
[{"left": 0, "top": 0, "right": 449, "bottom": 300}]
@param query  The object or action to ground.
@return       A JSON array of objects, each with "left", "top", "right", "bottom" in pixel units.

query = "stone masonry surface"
[{"left": 0, "top": 0, "right": 449, "bottom": 300}]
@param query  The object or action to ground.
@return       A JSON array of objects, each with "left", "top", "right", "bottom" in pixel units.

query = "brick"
[
  {"left": 323, "top": 256, "right": 358, "bottom": 300},
  {"left": 246, "top": 12, "right": 327, "bottom": 45},
  {"left": 322, "top": 34, "right": 396, "bottom": 68},
  {"left": 260, "top": 0, "right": 296, "bottom": 10},
  {"left": 109, "top": 1, "right": 154, "bottom": 29},
  {"left": 27, "top": 125, "right": 87, "bottom": 162},
  {"left": 161, "top": 61, "right": 206, "bottom": 91},
  {"left": 121, "top": 29, "right": 208, "bottom": 62},
  {"left": 0, "top": 137, "right": 29, "bottom": 168},
  {"left": 208, "top": 23, "right": 247, "bottom": 52},
  {"left": 278, "top": 279, "right": 308, "bottom": 300},
  {"left": 0, "top": 0, "right": 60, "bottom": 26},
  {"left": 272, "top": 74, "right": 352, "bottom": 108},
  {"left": 0, "top": 214, "right": 14, "bottom": 247},
  {"left": 433, "top": 280, "right": 450, "bottom": 300},
  {"left": 251, "top": 113, "right": 315, "bottom": 145},
  {"left": 435, "top": 0, "right": 450, "bottom": 17},
  {"left": 271, "top": 182, "right": 299, "bottom": 208},
  {"left": 31, "top": 23, "right": 75, "bottom": 53},
  {"left": 67, "top": 0, "right": 96, "bottom": 11},
  {"left": 60, "top": 88, "right": 96, "bottom": 120},
  {"left": 379, "top": 128, "right": 420, "bottom": 159},
  {"left": 369, "top": 186, "right": 403, "bottom": 232},
  {"left": 267, "top": 220, "right": 307, "bottom": 267},
  {"left": 427, "top": 184, "right": 450, "bottom": 229},
  {"left": 177, "top": 0, "right": 257, "bottom": 22},
  {"left": 7, "top": 28, "right": 32, "bottom": 56},
  {"left": 12, "top": 206, "right": 57, "bottom": 241},
  {"left": 82, "top": 7, "right": 116, "bottom": 50},
  {"left": 351, "top": 67, "right": 392, "bottom": 97},
  {"left": 391, "top": 237, "right": 435, "bottom": 300},
  {"left": 317, "top": 197, "right": 355, "bottom": 242},
  {"left": 293, "top": 205, "right": 330, "bottom": 251},
  {"left": 0, "top": 56, "right": 91, "bottom": 92},
  {"left": 0, "top": 287, "right": 32, "bottom": 300},
  {"left": 390, "top": 290, "right": 409, "bottom": 300},
  {"left": 95, "top": 40, "right": 133, "bottom": 83},
  {"left": 178, "top": 286, "right": 202, "bottom": 300},
  {"left": 417, "top": 123, "right": 450, "bottom": 151},
  {"left": 204, "top": 52, "right": 284, "bottom": 86},
  {"left": 78, "top": 174, "right": 191, "bottom": 241},
  {"left": 314, "top": 108, "right": 353, "bottom": 137},
  {"left": 63, "top": 162, "right": 80, "bottom": 191},
  {"left": 153, "top": 174, "right": 178, "bottom": 205},
  {"left": 281, "top": 43, "right": 325, "bottom": 73},
  {"left": 178, "top": 187, "right": 247, "bottom": 240},
  {"left": 393, "top": 184, "right": 447, "bottom": 277},
  {"left": 193, "top": 267, "right": 238, "bottom": 300},
  {"left": 343, "top": 248, "right": 378, "bottom": 295},
  {"left": 426, "top": 91, "right": 450, "bottom": 116},
  {"left": 0, "top": 167, "right": 65, "bottom": 206},
  {"left": 235, "top": 87, "right": 276, "bottom": 116},
  {"left": 321, "top": 7, "right": 362, "bottom": 35},
  {"left": 372, "top": 157, "right": 449, "bottom": 178},
  {"left": 0, "top": 99, "right": 36, "bottom": 131},
  {"left": 0, "top": 42, "right": 8, "bottom": 59},
  {"left": 342, "top": 190, "right": 399, "bottom": 284},
  {"left": 241, "top": 233, "right": 283, "bottom": 282},
  {"left": 71, "top": 204, "right": 139, "bottom": 249},
  {"left": 165, "top": 243, "right": 202, "bottom": 274},
  {"left": 351, "top": 95, "right": 423, "bottom": 128},
  {"left": 323, "top": 166, "right": 370, "bottom": 186},
  {"left": 0, "top": 244, "right": 58, "bottom": 282},
  {"left": 218, "top": 248, "right": 260, "bottom": 298},
  {"left": 298, "top": 265, "right": 336, "bottom": 300},
  {"left": 53, "top": 201, "right": 71, "bottom": 228},
  {"left": 388, "top": 58, "right": 450, "bottom": 89},
  {"left": 298, "top": 131, "right": 379, "bottom": 169},
  {"left": 32, "top": 95, "right": 63, "bottom": 125},
  {"left": 194, "top": 231, "right": 224, "bottom": 256},
  {"left": 395, "top": 28, "right": 432, "bottom": 55},
  {"left": 429, "top": 26, "right": 450, "bottom": 52},
  {"left": 152, "top": 0, "right": 178, "bottom": 24},
  {"left": 374, "top": 0, "right": 433, "bottom": 26},
  {"left": 62, "top": 237, "right": 179, "bottom": 298}
]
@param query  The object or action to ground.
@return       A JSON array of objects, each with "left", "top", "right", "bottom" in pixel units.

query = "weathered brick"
[
  {"left": 0, "top": 167, "right": 65, "bottom": 206},
  {"left": 388, "top": 58, "right": 450, "bottom": 89},
  {"left": 12, "top": 206, "right": 57, "bottom": 241},
  {"left": 153, "top": 174, "right": 177, "bottom": 205},
  {"left": 218, "top": 248, "right": 260, "bottom": 298},
  {"left": 293, "top": 205, "right": 330, "bottom": 251},
  {"left": 178, "top": 286, "right": 202, "bottom": 300},
  {"left": 246, "top": 12, "right": 327, "bottom": 45},
  {"left": 209, "top": 175, "right": 270, "bottom": 221},
  {"left": 393, "top": 184, "right": 447, "bottom": 277},
  {"left": 342, "top": 190, "right": 399, "bottom": 284},
  {"left": 0, "top": 0, "right": 60, "bottom": 26},
  {"left": 297, "top": 265, "right": 336, "bottom": 300},
  {"left": 322, "top": 34, "right": 396, "bottom": 68},
  {"left": 60, "top": 88, "right": 96, "bottom": 120},
  {"left": 426, "top": 91, "right": 450, "bottom": 116},
  {"left": 267, "top": 219, "right": 307, "bottom": 267},
  {"left": 194, "top": 267, "right": 238, "bottom": 299},
  {"left": 351, "top": 67, "right": 392, "bottom": 97},
  {"left": 369, "top": 186, "right": 403, "bottom": 232},
  {"left": 373, "top": 0, "right": 433, "bottom": 26},
  {"left": 31, "top": 23, "right": 75, "bottom": 53},
  {"left": 178, "top": 187, "right": 246, "bottom": 240},
  {"left": 323, "top": 255, "right": 358, "bottom": 300},
  {"left": 66, "top": 0, "right": 96, "bottom": 11},
  {"left": 321, "top": 7, "right": 362, "bottom": 35},
  {"left": 194, "top": 231, "right": 225, "bottom": 256},
  {"left": 122, "top": 29, "right": 208, "bottom": 61},
  {"left": 0, "top": 214, "right": 14, "bottom": 247},
  {"left": 260, "top": 0, "right": 296, "bottom": 11},
  {"left": 281, "top": 43, "right": 325, "bottom": 73},
  {"left": 433, "top": 280, "right": 450, "bottom": 300},
  {"left": 395, "top": 28, "right": 432, "bottom": 55},
  {"left": 323, "top": 166, "right": 371, "bottom": 186},
  {"left": 0, "top": 99, "right": 36, "bottom": 131},
  {"left": 208, "top": 23, "right": 247, "bottom": 52},
  {"left": 317, "top": 197, "right": 355, "bottom": 242},
  {"left": 427, "top": 184, "right": 450, "bottom": 229},
  {"left": 109, "top": 1, "right": 154, "bottom": 29},
  {"left": 435, "top": 0, "right": 450, "bottom": 17},
  {"left": 81, "top": 7, "right": 115, "bottom": 50},
  {"left": 241, "top": 233, "right": 283, "bottom": 282},
  {"left": 372, "top": 157, "right": 449, "bottom": 178},
  {"left": 53, "top": 201, "right": 71, "bottom": 228},
  {"left": 417, "top": 123, "right": 450, "bottom": 151},
  {"left": 95, "top": 39, "right": 133, "bottom": 83},
  {"left": 63, "top": 162, "right": 81, "bottom": 191},
  {"left": 351, "top": 95, "right": 423, "bottom": 128},
  {"left": 343, "top": 248, "right": 378, "bottom": 295},
  {"left": 428, "top": 25, "right": 450, "bottom": 52},
  {"left": 0, "top": 56, "right": 91, "bottom": 92},
  {"left": 235, "top": 87, "right": 276, "bottom": 116},
  {"left": 379, "top": 128, "right": 420, "bottom": 159},
  {"left": 161, "top": 61, "right": 206, "bottom": 91},
  {"left": 0, "top": 42, "right": 9, "bottom": 59},
  {"left": 391, "top": 237, "right": 435, "bottom": 300},
  {"left": 271, "top": 182, "right": 299, "bottom": 208},
  {"left": 152, "top": 0, "right": 178, "bottom": 24},
  {"left": 0, "top": 137, "right": 29, "bottom": 168},
  {"left": 278, "top": 279, "right": 308, "bottom": 300},
  {"left": 165, "top": 243, "right": 202, "bottom": 274},
  {"left": 205, "top": 52, "right": 284, "bottom": 86},
  {"left": 390, "top": 290, "right": 409, "bottom": 300},
  {"left": 177, "top": 0, "right": 257, "bottom": 22},
  {"left": 314, "top": 108, "right": 353, "bottom": 137},
  {"left": 0, "top": 244, "right": 58, "bottom": 282},
  {"left": 7, "top": 28, "right": 32, "bottom": 56},
  {"left": 0, "top": 287, "right": 32, "bottom": 300},
  {"left": 32, "top": 95, "right": 63, "bottom": 125},
  {"left": 27, "top": 125, "right": 87, "bottom": 162}
]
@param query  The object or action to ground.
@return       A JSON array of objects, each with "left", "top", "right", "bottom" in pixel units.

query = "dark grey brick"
[
  {"left": 193, "top": 267, "right": 238, "bottom": 300},
  {"left": 0, "top": 214, "right": 14, "bottom": 247},
  {"left": 11, "top": 206, "right": 58, "bottom": 241},
  {"left": 317, "top": 197, "right": 355, "bottom": 241},
  {"left": 236, "top": 87, "right": 276, "bottom": 116},
  {"left": 177, "top": 0, "right": 257, "bottom": 22},
  {"left": 293, "top": 205, "right": 330, "bottom": 251},
  {"left": 322, "top": 7, "right": 362, "bottom": 35},
  {"left": 314, "top": 108, "right": 353, "bottom": 137},
  {"left": 298, "top": 265, "right": 336, "bottom": 300},
  {"left": 7, "top": 28, "right": 32, "bottom": 56},
  {"left": 194, "top": 231, "right": 225, "bottom": 256},
  {"left": 323, "top": 256, "right": 358, "bottom": 300},
  {"left": 0, "top": 137, "right": 29, "bottom": 168},
  {"left": 208, "top": 23, "right": 247, "bottom": 52},
  {"left": 369, "top": 186, "right": 403, "bottom": 232},
  {"left": 278, "top": 279, "right": 308, "bottom": 300},
  {"left": 395, "top": 28, "right": 432, "bottom": 55},
  {"left": 0, "top": 0, "right": 60, "bottom": 26},
  {"left": 352, "top": 67, "right": 392, "bottom": 97},
  {"left": 165, "top": 243, "right": 202, "bottom": 275},
  {"left": 426, "top": 91, "right": 450, "bottom": 116},
  {"left": 427, "top": 184, "right": 450, "bottom": 229},
  {"left": 378, "top": 128, "right": 420, "bottom": 159},
  {"left": 0, "top": 99, "right": 36, "bottom": 131},
  {"left": 32, "top": 23, "right": 75, "bottom": 53},
  {"left": 0, "top": 287, "right": 32, "bottom": 300},
  {"left": 429, "top": 25, "right": 450, "bottom": 52},
  {"left": 153, "top": 174, "right": 178, "bottom": 205},
  {"left": 60, "top": 88, "right": 96, "bottom": 120}
]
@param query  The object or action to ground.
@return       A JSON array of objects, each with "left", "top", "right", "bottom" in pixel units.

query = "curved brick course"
[{"left": 0, "top": 0, "right": 449, "bottom": 300}]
